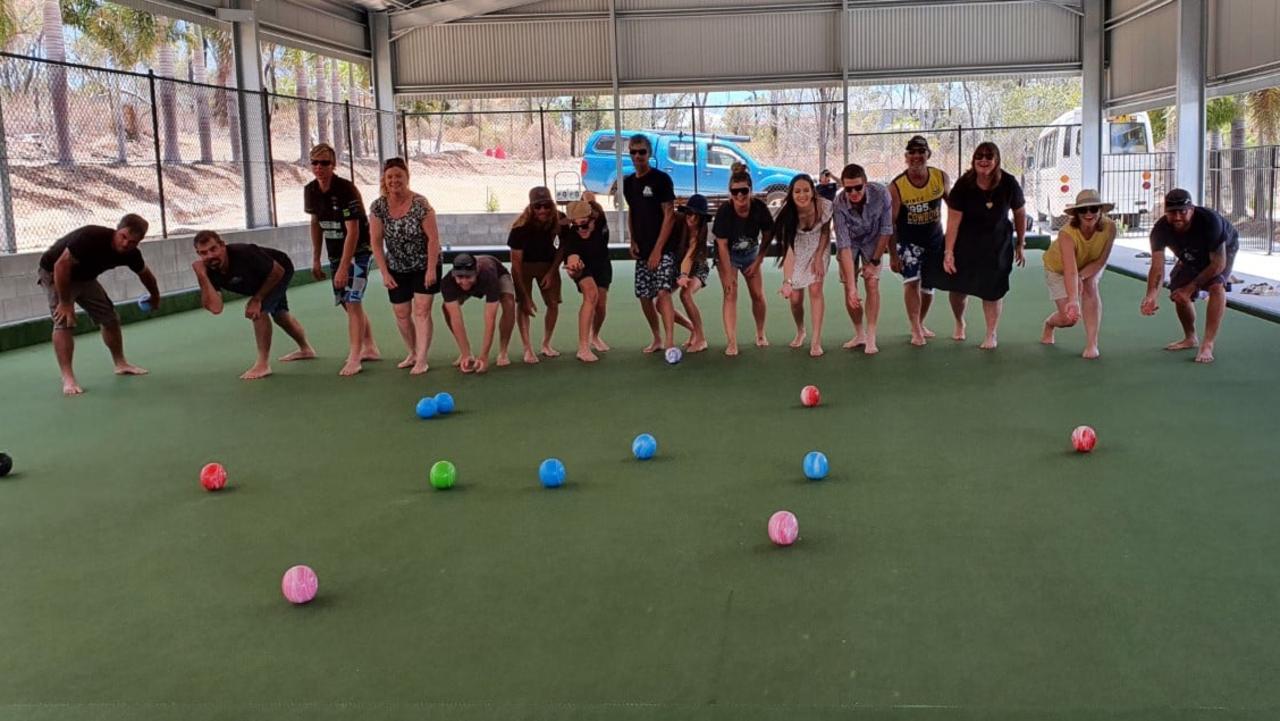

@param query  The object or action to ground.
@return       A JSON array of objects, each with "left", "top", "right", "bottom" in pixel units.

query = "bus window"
[
  {"left": 1061, "top": 128, "right": 1071, "bottom": 158},
  {"left": 1074, "top": 128, "right": 1082, "bottom": 157},
  {"left": 1109, "top": 122, "right": 1149, "bottom": 154}
]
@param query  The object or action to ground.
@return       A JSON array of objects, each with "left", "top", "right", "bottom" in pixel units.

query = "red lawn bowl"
[
  {"left": 800, "top": 385, "right": 821, "bottom": 408},
  {"left": 1071, "top": 426, "right": 1097, "bottom": 453},
  {"left": 200, "top": 463, "right": 227, "bottom": 491}
]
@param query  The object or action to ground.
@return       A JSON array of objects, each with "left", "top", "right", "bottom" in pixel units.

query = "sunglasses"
[
  {"left": 629, "top": 149, "right": 649, "bottom": 157},
  {"left": 1076, "top": 205, "right": 1101, "bottom": 215},
  {"left": 571, "top": 220, "right": 592, "bottom": 230},
  {"left": 906, "top": 149, "right": 927, "bottom": 156},
  {"left": 843, "top": 183, "right": 866, "bottom": 194},
  {"left": 974, "top": 152, "right": 995, "bottom": 160},
  {"left": 729, "top": 187, "right": 751, "bottom": 197},
  {"left": 533, "top": 201, "right": 555, "bottom": 210},
  {"left": 310, "top": 159, "right": 333, "bottom": 167}
]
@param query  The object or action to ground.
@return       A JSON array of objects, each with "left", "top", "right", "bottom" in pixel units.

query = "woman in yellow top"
[{"left": 1041, "top": 189, "right": 1117, "bottom": 359}]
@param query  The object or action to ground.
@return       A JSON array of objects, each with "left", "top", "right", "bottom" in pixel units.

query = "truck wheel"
[{"left": 764, "top": 186, "right": 788, "bottom": 211}]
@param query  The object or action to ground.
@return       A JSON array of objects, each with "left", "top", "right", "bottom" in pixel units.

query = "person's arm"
[
  {"left": 444, "top": 301, "right": 473, "bottom": 367},
  {"left": 943, "top": 207, "right": 963, "bottom": 274},
  {"left": 1141, "top": 246, "right": 1166, "bottom": 315},
  {"left": 1080, "top": 226, "right": 1116, "bottom": 280},
  {"left": 423, "top": 205, "right": 441, "bottom": 288},
  {"left": 509, "top": 248, "right": 536, "bottom": 316},
  {"left": 544, "top": 223, "right": 566, "bottom": 288},
  {"left": 477, "top": 301, "right": 499, "bottom": 371},
  {"left": 1178, "top": 246, "right": 1228, "bottom": 301},
  {"left": 191, "top": 260, "right": 223, "bottom": 315},
  {"left": 811, "top": 221, "right": 831, "bottom": 279},
  {"left": 940, "top": 171, "right": 952, "bottom": 203},
  {"left": 244, "top": 261, "right": 285, "bottom": 320},
  {"left": 309, "top": 217, "right": 326, "bottom": 280},
  {"left": 648, "top": 201, "right": 676, "bottom": 269},
  {"left": 1013, "top": 206, "right": 1027, "bottom": 267},
  {"left": 625, "top": 184, "right": 640, "bottom": 260},
  {"left": 51, "top": 249, "right": 78, "bottom": 326},
  {"left": 888, "top": 183, "right": 903, "bottom": 271},
  {"left": 876, "top": 187, "right": 894, "bottom": 259},
  {"left": 1057, "top": 232, "right": 1080, "bottom": 320},
  {"left": 333, "top": 218, "right": 359, "bottom": 289},
  {"left": 137, "top": 266, "right": 160, "bottom": 309},
  {"left": 677, "top": 233, "right": 697, "bottom": 287},
  {"left": 837, "top": 247, "right": 860, "bottom": 309},
  {"left": 780, "top": 241, "right": 796, "bottom": 297},
  {"left": 369, "top": 215, "right": 397, "bottom": 289}
]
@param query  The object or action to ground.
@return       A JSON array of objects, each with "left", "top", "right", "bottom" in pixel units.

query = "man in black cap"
[
  {"left": 888, "top": 135, "right": 950, "bottom": 345},
  {"left": 439, "top": 253, "right": 519, "bottom": 373},
  {"left": 1141, "top": 188, "right": 1239, "bottom": 364}
]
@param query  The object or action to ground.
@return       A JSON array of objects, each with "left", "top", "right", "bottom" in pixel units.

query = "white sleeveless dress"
[{"left": 790, "top": 198, "right": 833, "bottom": 289}]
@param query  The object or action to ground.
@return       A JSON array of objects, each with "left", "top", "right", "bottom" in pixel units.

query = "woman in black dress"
[{"left": 934, "top": 142, "right": 1026, "bottom": 349}]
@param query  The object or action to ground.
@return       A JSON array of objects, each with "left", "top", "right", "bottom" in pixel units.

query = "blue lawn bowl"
[
  {"left": 539, "top": 458, "right": 566, "bottom": 488},
  {"left": 137, "top": 294, "right": 152, "bottom": 312},
  {"left": 632, "top": 433, "right": 657, "bottom": 461},
  {"left": 803, "top": 451, "right": 829, "bottom": 481},
  {"left": 415, "top": 396, "right": 439, "bottom": 419},
  {"left": 434, "top": 392, "right": 456, "bottom": 415}
]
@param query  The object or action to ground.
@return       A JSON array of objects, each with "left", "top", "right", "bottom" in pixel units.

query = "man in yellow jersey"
[{"left": 888, "top": 135, "right": 951, "bottom": 346}]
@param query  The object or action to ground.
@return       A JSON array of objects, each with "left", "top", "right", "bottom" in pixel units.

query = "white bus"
[{"left": 1025, "top": 109, "right": 1156, "bottom": 230}]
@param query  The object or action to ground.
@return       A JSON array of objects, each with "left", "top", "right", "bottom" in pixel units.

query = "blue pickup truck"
[{"left": 577, "top": 130, "right": 803, "bottom": 209}]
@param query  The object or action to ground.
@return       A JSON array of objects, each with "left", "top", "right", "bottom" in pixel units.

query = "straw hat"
[{"left": 1063, "top": 189, "right": 1114, "bottom": 215}]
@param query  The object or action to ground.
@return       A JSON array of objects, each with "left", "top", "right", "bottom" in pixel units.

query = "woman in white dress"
[{"left": 775, "top": 174, "right": 834, "bottom": 357}]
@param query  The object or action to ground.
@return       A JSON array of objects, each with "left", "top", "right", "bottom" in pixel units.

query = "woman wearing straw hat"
[
  {"left": 674, "top": 194, "right": 713, "bottom": 353},
  {"left": 1041, "top": 189, "right": 1117, "bottom": 359},
  {"left": 560, "top": 195, "right": 612, "bottom": 362}
]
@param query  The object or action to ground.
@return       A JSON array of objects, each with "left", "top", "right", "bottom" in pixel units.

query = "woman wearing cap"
[
  {"left": 507, "top": 186, "right": 565, "bottom": 363},
  {"left": 935, "top": 142, "right": 1026, "bottom": 350},
  {"left": 775, "top": 174, "right": 834, "bottom": 357},
  {"left": 561, "top": 194, "right": 612, "bottom": 362},
  {"left": 1041, "top": 190, "right": 1117, "bottom": 359},
  {"left": 369, "top": 157, "right": 441, "bottom": 375},
  {"left": 675, "top": 194, "right": 713, "bottom": 353},
  {"left": 711, "top": 162, "right": 776, "bottom": 355},
  {"left": 832, "top": 163, "right": 891, "bottom": 355}
]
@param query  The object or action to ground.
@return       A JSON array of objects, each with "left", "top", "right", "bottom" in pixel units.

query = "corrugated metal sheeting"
[
  {"left": 258, "top": 0, "right": 372, "bottom": 60},
  {"left": 1105, "top": 1, "right": 1176, "bottom": 107},
  {"left": 1209, "top": 0, "right": 1280, "bottom": 83}
]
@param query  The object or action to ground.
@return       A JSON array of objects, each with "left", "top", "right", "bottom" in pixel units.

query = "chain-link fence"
[
  {"left": 0, "top": 51, "right": 396, "bottom": 254},
  {"left": 1100, "top": 152, "right": 1173, "bottom": 236},
  {"left": 1206, "top": 145, "right": 1278, "bottom": 254}
]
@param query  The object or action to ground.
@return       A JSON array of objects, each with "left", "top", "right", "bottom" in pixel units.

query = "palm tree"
[
  {"left": 331, "top": 59, "right": 345, "bottom": 165},
  {"left": 190, "top": 28, "right": 213, "bottom": 163},
  {"left": 284, "top": 48, "right": 310, "bottom": 162},
  {"left": 154, "top": 19, "right": 181, "bottom": 163},
  {"left": 206, "top": 28, "right": 240, "bottom": 164},
  {"left": 41, "top": 0, "right": 72, "bottom": 164},
  {"left": 313, "top": 53, "right": 329, "bottom": 146},
  {"left": 1205, "top": 98, "right": 1237, "bottom": 211}
]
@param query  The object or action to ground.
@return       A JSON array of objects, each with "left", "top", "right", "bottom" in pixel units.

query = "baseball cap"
[
  {"left": 528, "top": 186, "right": 554, "bottom": 206},
  {"left": 906, "top": 135, "right": 930, "bottom": 153},
  {"left": 451, "top": 253, "right": 478, "bottom": 278},
  {"left": 1164, "top": 188, "right": 1195, "bottom": 211}
]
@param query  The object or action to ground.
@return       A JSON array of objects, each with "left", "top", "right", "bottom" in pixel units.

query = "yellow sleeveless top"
[
  {"left": 892, "top": 168, "right": 946, "bottom": 245},
  {"left": 1043, "top": 220, "right": 1116, "bottom": 274}
]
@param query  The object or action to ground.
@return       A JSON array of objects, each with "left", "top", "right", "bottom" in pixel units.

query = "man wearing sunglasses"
[
  {"left": 1141, "top": 188, "right": 1239, "bottom": 364},
  {"left": 832, "top": 163, "right": 892, "bottom": 355},
  {"left": 303, "top": 143, "right": 380, "bottom": 376},
  {"left": 623, "top": 133, "right": 685, "bottom": 353},
  {"left": 888, "top": 135, "right": 950, "bottom": 346}
]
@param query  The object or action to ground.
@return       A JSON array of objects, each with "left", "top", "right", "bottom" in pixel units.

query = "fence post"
[
  {"left": 261, "top": 90, "right": 278, "bottom": 227},
  {"left": 345, "top": 101, "right": 355, "bottom": 179},
  {"left": 690, "top": 101, "right": 698, "bottom": 194},
  {"left": 400, "top": 109, "right": 409, "bottom": 159},
  {"left": 147, "top": 70, "right": 169, "bottom": 239},
  {"left": 1270, "top": 146, "right": 1277, "bottom": 255},
  {"left": 0, "top": 92, "right": 16, "bottom": 253},
  {"left": 956, "top": 126, "right": 963, "bottom": 178},
  {"left": 539, "top": 105, "right": 548, "bottom": 187}
]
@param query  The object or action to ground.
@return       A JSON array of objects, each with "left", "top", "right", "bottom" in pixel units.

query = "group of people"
[{"left": 35, "top": 135, "right": 1240, "bottom": 393}]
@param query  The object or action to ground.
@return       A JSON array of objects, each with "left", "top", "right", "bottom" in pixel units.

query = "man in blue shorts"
[
  {"left": 192, "top": 230, "right": 316, "bottom": 380},
  {"left": 304, "top": 142, "right": 380, "bottom": 376},
  {"left": 1141, "top": 188, "right": 1239, "bottom": 364}
]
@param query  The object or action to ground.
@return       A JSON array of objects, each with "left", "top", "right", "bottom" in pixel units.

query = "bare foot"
[
  {"left": 523, "top": 348, "right": 540, "bottom": 364},
  {"left": 1194, "top": 344, "right": 1215, "bottom": 364},
  {"left": 452, "top": 355, "right": 464, "bottom": 367},
  {"left": 788, "top": 331, "right": 807, "bottom": 348},
  {"left": 339, "top": 359, "right": 362, "bottom": 376},
  {"left": 1082, "top": 346, "right": 1100, "bottom": 360},
  {"left": 724, "top": 344, "right": 739, "bottom": 357},
  {"left": 1041, "top": 325, "right": 1056, "bottom": 345},
  {"left": 642, "top": 339, "right": 662, "bottom": 354},
  {"left": 240, "top": 365, "right": 273, "bottom": 380},
  {"left": 864, "top": 339, "right": 879, "bottom": 355},
  {"left": 591, "top": 337, "right": 611, "bottom": 352},
  {"left": 62, "top": 378, "right": 84, "bottom": 396},
  {"left": 910, "top": 333, "right": 927, "bottom": 347},
  {"left": 687, "top": 339, "right": 709, "bottom": 353},
  {"left": 755, "top": 336, "right": 770, "bottom": 348},
  {"left": 1165, "top": 337, "right": 1198, "bottom": 351},
  {"left": 922, "top": 326, "right": 936, "bottom": 338},
  {"left": 842, "top": 335, "right": 866, "bottom": 350},
  {"left": 397, "top": 354, "right": 416, "bottom": 369},
  {"left": 577, "top": 349, "right": 599, "bottom": 363},
  {"left": 979, "top": 335, "right": 998, "bottom": 350},
  {"left": 410, "top": 362, "right": 429, "bottom": 375},
  {"left": 361, "top": 346, "right": 382, "bottom": 361},
  {"left": 541, "top": 345, "right": 561, "bottom": 358},
  {"left": 952, "top": 322, "right": 967, "bottom": 341},
  {"left": 809, "top": 344, "right": 824, "bottom": 357},
  {"left": 279, "top": 348, "right": 316, "bottom": 362},
  {"left": 113, "top": 363, "right": 149, "bottom": 376},
  {"left": 496, "top": 354, "right": 511, "bottom": 367}
]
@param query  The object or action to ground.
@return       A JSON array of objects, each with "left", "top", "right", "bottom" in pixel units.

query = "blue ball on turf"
[
  {"left": 539, "top": 458, "right": 565, "bottom": 488},
  {"left": 434, "top": 392, "right": 455, "bottom": 415},
  {"left": 632, "top": 433, "right": 657, "bottom": 460},
  {"left": 803, "top": 451, "right": 829, "bottom": 480},
  {"left": 137, "top": 294, "right": 152, "bottom": 312},
  {"left": 664, "top": 347, "right": 683, "bottom": 364},
  {"left": 415, "top": 396, "right": 439, "bottom": 419}
]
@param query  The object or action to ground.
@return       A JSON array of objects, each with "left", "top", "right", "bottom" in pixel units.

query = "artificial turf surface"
[{"left": 1, "top": 254, "right": 1279, "bottom": 721}]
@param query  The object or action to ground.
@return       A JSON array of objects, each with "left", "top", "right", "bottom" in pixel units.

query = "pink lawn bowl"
[
  {"left": 281, "top": 565, "right": 318, "bottom": 605},
  {"left": 199, "top": 462, "right": 227, "bottom": 491},
  {"left": 768, "top": 510, "right": 799, "bottom": 547},
  {"left": 1072, "top": 425, "right": 1097, "bottom": 453}
]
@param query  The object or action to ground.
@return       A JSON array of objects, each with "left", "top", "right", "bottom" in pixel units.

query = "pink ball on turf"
[
  {"left": 800, "top": 385, "right": 821, "bottom": 408},
  {"left": 200, "top": 462, "right": 227, "bottom": 491},
  {"left": 281, "top": 565, "right": 318, "bottom": 604},
  {"left": 1072, "top": 425, "right": 1097, "bottom": 453},
  {"left": 768, "top": 510, "right": 799, "bottom": 546}
]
